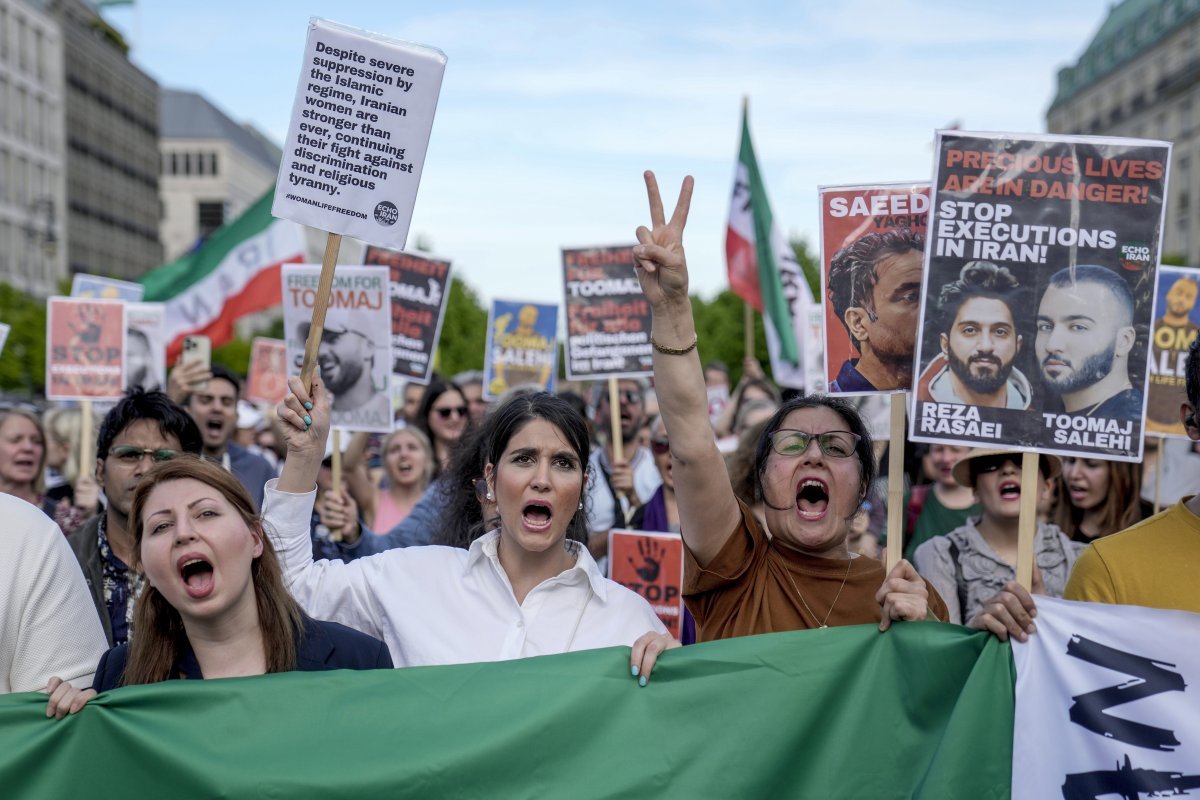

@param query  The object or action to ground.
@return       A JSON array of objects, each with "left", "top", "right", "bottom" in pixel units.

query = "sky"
[{"left": 103, "top": 0, "right": 1116, "bottom": 306}]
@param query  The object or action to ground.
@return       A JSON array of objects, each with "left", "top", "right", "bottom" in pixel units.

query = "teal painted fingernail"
[
  {"left": 304, "top": 402, "right": 313, "bottom": 411},
  {"left": 303, "top": 415, "right": 312, "bottom": 425},
  {"left": 303, "top": 423, "right": 309, "bottom": 431},
  {"left": 631, "top": 665, "right": 639, "bottom": 677},
  {"left": 638, "top": 675, "right": 648, "bottom": 688}
]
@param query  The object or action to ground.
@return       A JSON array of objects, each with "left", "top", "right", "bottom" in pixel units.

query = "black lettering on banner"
[
  {"left": 1066, "top": 634, "right": 1185, "bottom": 750},
  {"left": 1061, "top": 754, "right": 1200, "bottom": 800}
]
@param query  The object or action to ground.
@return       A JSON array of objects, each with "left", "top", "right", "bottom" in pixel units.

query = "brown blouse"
[{"left": 684, "top": 500, "right": 949, "bottom": 642}]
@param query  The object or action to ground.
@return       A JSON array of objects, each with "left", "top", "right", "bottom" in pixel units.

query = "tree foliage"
[
  {"left": 0, "top": 283, "right": 47, "bottom": 397},
  {"left": 434, "top": 276, "right": 489, "bottom": 378}
]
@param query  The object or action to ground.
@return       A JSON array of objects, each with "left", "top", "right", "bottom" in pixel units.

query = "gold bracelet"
[{"left": 650, "top": 332, "right": 698, "bottom": 356}]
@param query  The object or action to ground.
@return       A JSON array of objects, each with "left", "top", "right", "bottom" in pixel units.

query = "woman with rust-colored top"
[{"left": 630, "top": 171, "right": 947, "bottom": 641}]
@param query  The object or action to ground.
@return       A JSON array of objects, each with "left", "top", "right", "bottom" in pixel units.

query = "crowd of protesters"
[{"left": 2, "top": 171, "right": 1197, "bottom": 727}]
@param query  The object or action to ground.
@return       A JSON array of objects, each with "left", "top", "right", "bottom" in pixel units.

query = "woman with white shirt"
[{"left": 266, "top": 374, "right": 675, "bottom": 683}]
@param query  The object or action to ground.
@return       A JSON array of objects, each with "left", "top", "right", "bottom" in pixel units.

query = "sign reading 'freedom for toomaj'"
[
  {"left": 272, "top": 18, "right": 446, "bottom": 250},
  {"left": 562, "top": 245, "right": 653, "bottom": 380},
  {"left": 363, "top": 246, "right": 453, "bottom": 385},
  {"left": 282, "top": 264, "right": 394, "bottom": 433},
  {"left": 910, "top": 131, "right": 1171, "bottom": 462}
]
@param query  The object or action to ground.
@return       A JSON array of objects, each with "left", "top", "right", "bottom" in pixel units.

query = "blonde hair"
[
  {"left": 382, "top": 426, "right": 436, "bottom": 486},
  {"left": 0, "top": 408, "right": 47, "bottom": 495},
  {"left": 43, "top": 406, "right": 90, "bottom": 485}
]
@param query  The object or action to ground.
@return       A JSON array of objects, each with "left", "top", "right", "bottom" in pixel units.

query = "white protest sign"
[
  {"left": 1012, "top": 597, "right": 1200, "bottom": 799},
  {"left": 282, "top": 263, "right": 394, "bottom": 433},
  {"left": 125, "top": 302, "right": 167, "bottom": 394},
  {"left": 272, "top": 18, "right": 446, "bottom": 250}
]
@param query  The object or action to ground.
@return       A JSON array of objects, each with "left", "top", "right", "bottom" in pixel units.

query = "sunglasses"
[
  {"left": 650, "top": 439, "right": 670, "bottom": 455},
  {"left": 109, "top": 445, "right": 181, "bottom": 465},
  {"left": 769, "top": 430, "right": 860, "bottom": 459},
  {"left": 434, "top": 406, "right": 468, "bottom": 420},
  {"left": 972, "top": 455, "right": 1051, "bottom": 479}
]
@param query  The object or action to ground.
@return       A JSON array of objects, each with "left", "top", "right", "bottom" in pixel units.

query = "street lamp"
[{"left": 23, "top": 197, "right": 56, "bottom": 295}]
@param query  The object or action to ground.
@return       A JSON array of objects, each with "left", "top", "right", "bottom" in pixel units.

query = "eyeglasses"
[
  {"left": 434, "top": 406, "right": 468, "bottom": 420},
  {"left": 650, "top": 439, "right": 670, "bottom": 456},
  {"left": 972, "top": 454, "right": 1051, "bottom": 479},
  {"left": 769, "top": 430, "right": 860, "bottom": 459},
  {"left": 109, "top": 445, "right": 181, "bottom": 465},
  {"left": 617, "top": 390, "right": 643, "bottom": 405}
]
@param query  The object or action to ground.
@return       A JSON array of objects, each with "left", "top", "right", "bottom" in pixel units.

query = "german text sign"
[
  {"left": 562, "top": 245, "right": 653, "bottom": 380},
  {"left": 363, "top": 246, "right": 452, "bottom": 384}
]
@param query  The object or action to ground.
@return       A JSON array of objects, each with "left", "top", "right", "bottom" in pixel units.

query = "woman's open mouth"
[
  {"left": 796, "top": 478, "right": 829, "bottom": 521},
  {"left": 522, "top": 500, "right": 553, "bottom": 532},
  {"left": 998, "top": 480, "right": 1021, "bottom": 501},
  {"left": 177, "top": 555, "right": 215, "bottom": 599}
]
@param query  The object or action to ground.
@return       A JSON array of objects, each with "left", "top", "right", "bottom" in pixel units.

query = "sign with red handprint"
[
  {"left": 608, "top": 529, "right": 684, "bottom": 639},
  {"left": 46, "top": 297, "right": 126, "bottom": 401}
]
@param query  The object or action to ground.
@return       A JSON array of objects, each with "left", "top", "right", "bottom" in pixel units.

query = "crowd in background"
[{"left": 2, "top": 173, "right": 1197, "bottom": 749}]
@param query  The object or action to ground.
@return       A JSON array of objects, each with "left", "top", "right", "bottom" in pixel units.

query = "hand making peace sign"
[{"left": 633, "top": 171, "right": 695, "bottom": 309}]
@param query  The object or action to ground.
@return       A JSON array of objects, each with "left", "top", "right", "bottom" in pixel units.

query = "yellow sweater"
[{"left": 1063, "top": 499, "right": 1200, "bottom": 613}]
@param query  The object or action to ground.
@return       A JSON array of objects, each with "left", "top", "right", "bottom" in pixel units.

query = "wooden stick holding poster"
[
  {"left": 885, "top": 393, "right": 906, "bottom": 572},
  {"left": 79, "top": 401, "right": 94, "bottom": 480},
  {"left": 331, "top": 429, "right": 342, "bottom": 493},
  {"left": 1154, "top": 435, "right": 1164, "bottom": 515},
  {"left": 299, "top": 234, "right": 342, "bottom": 386},
  {"left": 271, "top": 18, "right": 446, "bottom": 384},
  {"left": 609, "top": 377, "right": 624, "bottom": 463},
  {"left": 1015, "top": 452, "right": 1039, "bottom": 591}
]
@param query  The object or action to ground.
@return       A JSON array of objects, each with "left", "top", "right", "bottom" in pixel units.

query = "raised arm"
[
  {"left": 633, "top": 171, "right": 740, "bottom": 566},
  {"left": 267, "top": 374, "right": 388, "bottom": 639}
]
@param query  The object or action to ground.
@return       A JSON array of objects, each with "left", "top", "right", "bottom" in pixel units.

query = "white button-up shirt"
[{"left": 263, "top": 481, "right": 666, "bottom": 667}]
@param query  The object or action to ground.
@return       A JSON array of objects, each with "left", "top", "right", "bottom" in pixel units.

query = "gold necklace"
[{"left": 780, "top": 556, "right": 853, "bottom": 629}]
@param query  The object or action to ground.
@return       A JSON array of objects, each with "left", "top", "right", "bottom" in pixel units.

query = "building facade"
[
  {"left": 1047, "top": 0, "right": 1200, "bottom": 264},
  {"left": 0, "top": 0, "right": 66, "bottom": 297},
  {"left": 50, "top": 0, "right": 160, "bottom": 281},
  {"left": 159, "top": 88, "right": 280, "bottom": 262}
]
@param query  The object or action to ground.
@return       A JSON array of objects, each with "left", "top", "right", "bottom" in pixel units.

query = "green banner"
[{"left": 0, "top": 622, "right": 1013, "bottom": 798}]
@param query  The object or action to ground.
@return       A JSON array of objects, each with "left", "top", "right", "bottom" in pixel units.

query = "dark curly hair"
[
  {"left": 827, "top": 228, "right": 924, "bottom": 349},
  {"left": 937, "top": 260, "right": 1024, "bottom": 332}
]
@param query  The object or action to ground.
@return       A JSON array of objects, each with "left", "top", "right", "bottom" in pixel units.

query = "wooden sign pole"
[
  {"left": 608, "top": 376, "right": 624, "bottom": 463},
  {"left": 743, "top": 301, "right": 753, "bottom": 362},
  {"left": 1154, "top": 434, "right": 1164, "bottom": 515},
  {"left": 1015, "top": 452, "right": 1039, "bottom": 591},
  {"left": 78, "top": 400, "right": 94, "bottom": 478},
  {"left": 299, "top": 233, "right": 343, "bottom": 386},
  {"left": 331, "top": 429, "right": 342, "bottom": 491},
  {"left": 885, "top": 393, "right": 905, "bottom": 572}
]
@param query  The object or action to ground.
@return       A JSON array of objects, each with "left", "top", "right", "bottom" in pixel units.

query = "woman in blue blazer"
[{"left": 46, "top": 455, "right": 390, "bottom": 717}]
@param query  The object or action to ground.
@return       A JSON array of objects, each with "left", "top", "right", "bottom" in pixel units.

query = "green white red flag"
[
  {"left": 725, "top": 107, "right": 825, "bottom": 391},
  {"left": 139, "top": 189, "right": 306, "bottom": 361}
]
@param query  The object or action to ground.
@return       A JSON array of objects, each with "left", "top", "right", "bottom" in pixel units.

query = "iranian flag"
[
  {"left": 140, "top": 189, "right": 306, "bottom": 361},
  {"left": 725, "top": 105, "right": 825, "bottom": 391}
]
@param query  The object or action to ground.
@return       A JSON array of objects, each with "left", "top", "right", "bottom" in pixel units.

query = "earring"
[
  {"left": 577, "top": 501, "right": 583, "bottom": 510},
  {"left": 486, "top": 491, "right": 494, "bottom": 501}
]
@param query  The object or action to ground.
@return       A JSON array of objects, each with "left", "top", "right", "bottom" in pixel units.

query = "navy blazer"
[{"left": 92, "top": 615, "right": 392, "bottom": 692}]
